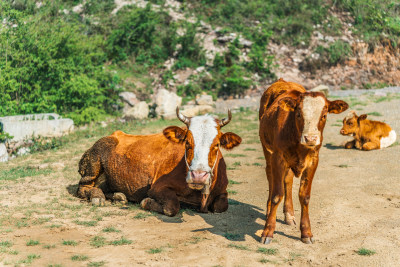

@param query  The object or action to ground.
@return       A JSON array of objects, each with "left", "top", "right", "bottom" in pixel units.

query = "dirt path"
[{"left": 0, "top": 93, "right": 399, "bottom": 266}]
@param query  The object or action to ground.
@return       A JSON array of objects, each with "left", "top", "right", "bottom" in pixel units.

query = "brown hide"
[
  {"left": 258, "top": 78, "right": 348, "bottom": 244},
  {"left": 341, "top": 112, "right": 393, "bottom": 150},
  {"left": 77, "top": 129, "right": 234, "bottom": 216}
]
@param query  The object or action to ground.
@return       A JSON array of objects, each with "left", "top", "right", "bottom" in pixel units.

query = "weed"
[
  {"left": 228, "top": 179, "right": 242, "bottom": 185},
  {"left": 244, "top": 148, "right": 256, "bottom": 151},
  {"left": 225, "top": 154, "right": 246, "bottom": 158},
  {"left": 187, "top": 236, "right": 204, "bottom": 245},
  {"left": 109, "top": 237, "right": 133, "bottom": 246},
  {"left": 102, "top": 226, "right": 121, "bottom": 233},
  {"left": 331, "top": 124, "right": 342, "bottom": 127},
  {"left": 26, "top": 239, "right": 40, "bottom": 246},
  {"left": 133, "top": 212, "right": 155, "bottom": 219},
  {"left": 233, "top": 161, "right": 241, "bottom": 167},
  {"left": 0, "top": 241, "right": 12, "bottom": 247},
  {"left": 227, "top": 243, "right": 250, "bottom": 250},
  {"left": 356, "top": 248, "right": 376, "bottom": 256},
  {"left": 90, "top": 236, "right": 106, "bottom": 248},
  {"left": 257, "top": 157, "right": 264, "bottom": 160},
  {"left": 336, "top": 164, "right": 349, "bottom": 168},
  {"left": 252, "top": 162, "right": 262, "bottom": 166},
  {"left": 0, "top": 166, "right": 52, "bottom": 181},
  {"left": 74, "top": 220, "right": 97, "bottom": 227},
  {"left": 71, "top": 255, "right": 89, "bottom": 261},
  {"left": 17, "top": 254, "right": 41, "bottom": 265},
  {"left": 87, "top": 261, "right": 106, "bottom": 267},
  {"left": 366, "top": 112, "right": 382, "bottom": 116},
  {"left": 223, "top": 233, "right": 240, "bottom": 241},
  {"left": 227, "top": 189, "right": 237, "bottom": 195},
  {"left": 257, "top": 247, "right": 278, "bottom": 255},
  {"left": 43, "top": 244, "right": 56, "bottom": 249},
  {"left": 146, "top": 247, "right": 163, "bottom": 254},
  {"left": 62, "top": 240, "right": 78, "bottom": 246}
]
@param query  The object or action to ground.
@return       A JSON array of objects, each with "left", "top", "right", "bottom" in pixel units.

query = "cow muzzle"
[
  {"left": 187, "top": 171, "right": 211, "bottom": 191},
  {"left": 301, "top": 134, "right": 320, "bottom": 146}
]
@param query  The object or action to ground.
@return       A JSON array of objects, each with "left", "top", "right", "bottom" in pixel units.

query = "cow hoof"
[
  {"left": 260, "top": 236, "right": 273, "bottom": 244},
  {"left": 91, "top": 197, "right": 105, "bottom": 207},
  {"left": 113, "top": 192, "right": 127, "bottom": 205},
  {"left": 301, "top": 237, "right": 315, "bottom": 244}
]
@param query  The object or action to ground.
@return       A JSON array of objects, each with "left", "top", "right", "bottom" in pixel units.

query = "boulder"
[
  {"left": 155, "top": 89, "right": 182, "bottom": 119},
  {"left": 0, "top": 143, "right": 8, "bottom": 162},
  {"left": 310, "top": 85, "right": 330, "bottom": 96},
  {"left": 196, "top": 94, "right": 214, "bottom": 106},
  {"left": 0, "top": 113, "right": 74, "bottom": 142},
  {"left": 124, "top": 101, "right": 149, "bottom": 120},
  {"left": 181, "top": 105, "right": 214, "bottom": 117},
  {"left": 119, "top": 92, "right": 139, "bottom": 106}
]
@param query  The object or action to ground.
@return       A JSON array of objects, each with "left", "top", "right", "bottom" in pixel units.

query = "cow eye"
[
  {"left": 321, "top": 114, "right": 327, "bottom": 120},
  {"left": 347, "top": 122, "right": 353, "bottom": 126}
]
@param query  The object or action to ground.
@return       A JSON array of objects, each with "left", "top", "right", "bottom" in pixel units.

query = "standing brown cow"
[
  {"left": 77, "top": 108, "right": 241, "bottom": 216},
  {"left": 259, "top": 78, "right": 348, "bottom": 244}
]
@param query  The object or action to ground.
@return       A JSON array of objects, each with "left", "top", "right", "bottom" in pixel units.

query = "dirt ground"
[{"left": 0, "top": 93, "right": 399, "bottom": 267}]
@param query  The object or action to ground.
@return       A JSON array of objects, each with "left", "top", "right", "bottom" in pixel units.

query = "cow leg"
[
  {"left": 262, "top": 147, "right": 273, "bottom": 218},
  {"left": 344, "top": 139, "right": 356, "bottom": 149},
  {"left": 77, "top": 181, "right": 106, "bottom": 207},
  {"left": 261, "top": 154, "right": 286, "bottom": 244},
  {"left": 145, "top": 188, "right": 180, "bottom": 217},
  {"left": 105, "top": 192, "right": 128, "bottom": 205},
  {"left": 362, "top": 141, "right": 379, "bottom": 151},
  {"left": 211, "top": 193, "right": 228, "bottom": 213},
  {"left": 298, "top": 159, "right": 318, "bottom": 244},
  {"left": 283, "top": 169, "right": 296, "bottom": 225}
]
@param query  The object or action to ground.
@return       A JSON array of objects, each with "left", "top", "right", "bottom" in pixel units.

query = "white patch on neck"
[
  {"left": 380, "top": 130, "right": 396, "bottom": 148},
  {"left": 188, "top": 115, "right": 218, "bottom": 172},
  {"left": 301, "top": 96, "right": 325, "bottom": 145}
]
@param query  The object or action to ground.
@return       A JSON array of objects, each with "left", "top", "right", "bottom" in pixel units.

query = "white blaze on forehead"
[
  {"left": 344, "top": 111, "right": 356, "bottom": 120},
  {"left": 301, "top": 96, "right": 325, "bottom": 145},
  {"left": 188, "top": 115, "right": 218, "bottom": 171}
]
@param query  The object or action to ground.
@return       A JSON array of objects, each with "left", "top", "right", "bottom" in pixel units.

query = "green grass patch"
[
  {"left": 146, "top": 247, "right": 163, "bottom": 254},
  {"left": 225, "top": 154, "right": 246, "bottom": 158},
  {"left": 366, "top": 112, "right": 382, "bottom": 116},
  {"left": 0, "top": 241, "right": 13, "bottom": 247},
  {"left": 227, "top": 243, "right": 250, "bottom": 250},
  {"left": 331, "top": 124, "right": 342, "bottom": 127},
  {"left": 390, "top": 141, "right": 399, "bottom": 147},
  {"left": 71, "top": 254, "right": 89, "bottom": 261},
  {"left": 223, "top": 233, "right": 240, "bottom": 241},
  {"left": 228, "top": 179, "right": 242, "bottom": 185},
  {"left": 252, "top": 162, "right": 262, "bottom": 166},
  {"left": 102, "top": 226, "right": 121, "bottom": 233},
  {"left": 87, "top": 261, "right": 106, "bottom": 267},
  {"left": 227, "top": 189, "right": 237, "bottom": 195},
  {"left": 26, "top": 239, "right": 40, "bottom": 246},
  {"left": 133, "top": 212, "right": 155, "bottom": 219},
  {"left": 43, "top": 244, "right": 56, "bottom": 249},
  {"left": 257, "top": 247, "right": 278, "bottom": 255},
  {"left": 74, "top": 220, "right": 97, "bottom": 227},
  {"left": 356, "top": 248, "right": 376, "bottom": 256},
  {"left": 62, "top": 240, "right": 78, "bottom": 246},
  {"left": 0, "top": 166, "right": 52, "bottom": 181},
  {"left": 90, "top": 236, "right": 107, "bottom": 248},
  {"left": 109, "top": 237, "right": 133, "bottom": 246},
  {"left": 233, "top": 161, "right": 241, "bottom": 167},
  {"left": 244, "top": 148, "right": 256, "bottom": 151}
]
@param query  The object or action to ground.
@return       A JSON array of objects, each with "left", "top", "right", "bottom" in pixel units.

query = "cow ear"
[
  {"left": 278, "top": 97, "right": 296, "bottom": 112},
  {"left": 357, "top": 114, "right": 367, "bottom": 123},
  {"left": 328, "top": 100, "right": 349, "bottom": 114},
  {"left": 220, "top": 132, "right": 242, "bottom": 150},
  {"left": 163, "top": 126, "right": 187, "bottom": 143}
]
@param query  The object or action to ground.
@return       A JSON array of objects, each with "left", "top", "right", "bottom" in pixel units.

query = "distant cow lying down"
[
  {"left": 340, "top": 111, "right": 397, "bottom": 150},
  {"left": 77, "top": 108, "right": 241, "bottom": 216}
]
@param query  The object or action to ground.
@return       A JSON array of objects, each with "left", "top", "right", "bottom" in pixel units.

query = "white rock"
[
  {"left": 124, "top": 101, "right": 149, "bottom": 120},
  {"left": 17, "top": 147, "right": 30, "bottom": 156},
  {"left": 119, "top": 92, "right": 139, "bottom": 106},
  {"left": 155, "top": 89, "right": 182, "bottom": 119},
  {"left": 72, "top": 4, "right": 83, "bottom": 13},
  {"left": 310, "top": 85, "right": 330, "bottom": 96},
  {"left": 181, "top": 105, "right": 214, "bottom": 117},
  {"left": 0, "top": 143, "right": 8, "bottom": 162},
  {"left": 196, "top": 94, "right": 214, "bottom": 106}
]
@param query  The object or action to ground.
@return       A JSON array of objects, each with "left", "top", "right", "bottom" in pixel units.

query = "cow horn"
[
  {"left": 219, "top": 109, "right": 232, "bottom": 127},
  {"left": 176, "top": 106, "right": 190, "bottom": 125}
]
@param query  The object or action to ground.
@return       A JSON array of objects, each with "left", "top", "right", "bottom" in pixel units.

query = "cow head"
[
  {"left": 340, "top": 111, "right": 366, "bottom": 136},
  {"left": 279, "top": 92, "right": 348, "bottom": 147},
  {"left": 163, "top": 107, "right": 241, "bottom": 191}
]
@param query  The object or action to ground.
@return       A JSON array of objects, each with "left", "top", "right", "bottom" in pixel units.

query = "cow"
[
  {"left": 77, "top": 108, "right": 242, "bottom": 216},
  {"left": 340, "top": 111, "right": 397, "bottom": 150},
  {"left": 258, "top": 78, "right": 348, "bottom": 244}
]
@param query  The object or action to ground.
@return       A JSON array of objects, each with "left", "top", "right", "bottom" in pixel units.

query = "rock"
[
  {"left": 0, "top": 113, "right": 74, "bottom": 142},
  {"left": 310, "top": 85, "right": 330, "bottom": 96},
  {"left": 196, "top": 94, "right": 214, "bottom": 106},
  {"left": 0, "top": 143, "right": 8, "bottom": 162},
  {"left": 181, "top": 105, "right": 214, "bottom": 117},
  {"left": 239, "top": 38, "right": 253, "bottom": 48},
  {"left": 17, "top": 147, "right": 30, "bottom": 156},
  {"left": 119, "top": 92, "right": 139, "bottom": 106},
  {"left": 72, "top": 3, "right": 83, "bottom": 13},
  {"left": 124, "top": 101, "right": 149, "bottom": 120},
  {"left": 155, "top": 89, "right": 182, "bottom": 119}
]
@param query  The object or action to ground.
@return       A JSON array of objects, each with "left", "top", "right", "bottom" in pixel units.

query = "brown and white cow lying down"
[
  {"left": 340, "top": 111, "right": 397, "bottom": 150},
  {"left": 259, "top": 78, "right": 348, "bottom": 244},
  {"left": 77, "top": 108, "right": 241, "bottom": 216}
]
